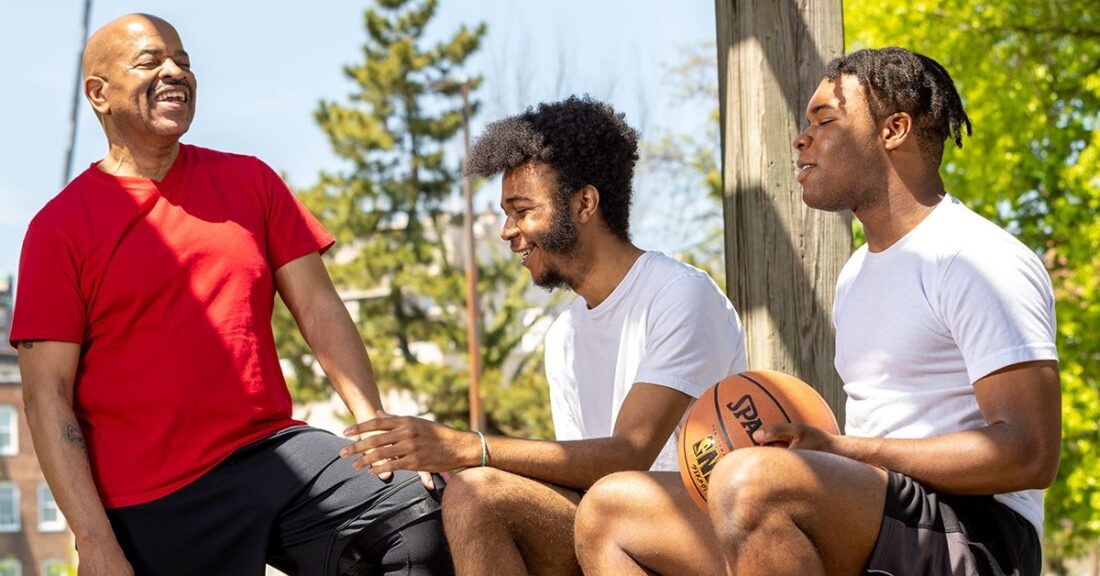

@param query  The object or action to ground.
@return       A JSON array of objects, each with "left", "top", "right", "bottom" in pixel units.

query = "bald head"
[
  {"left": 82, "top": 13, "right": 196, "bottom": 145},
  {"left": 83, "top": 14, "right": 181, "bottom": 79}
]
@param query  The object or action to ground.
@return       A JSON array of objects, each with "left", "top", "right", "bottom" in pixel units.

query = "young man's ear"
[
  {"left": 574, "top": 185, "right": 600, "bottom": 224},
  {"left": 881, "top": 112, "right": 913, "bottom": 151}
]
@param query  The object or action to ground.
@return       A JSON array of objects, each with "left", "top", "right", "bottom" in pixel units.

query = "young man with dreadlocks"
[
  {"left": 575, "top": 48, "right": 1059, "bottom": 576},
  {"left": 339, "top": 96, "right": 748, "bottom": 575}
]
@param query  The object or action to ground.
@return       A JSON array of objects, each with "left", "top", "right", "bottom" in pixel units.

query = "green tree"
[
  {"left": 844, "top": 0, "right": 1100, "bottom": 564},
  {"left": 276, "top": 0, "right": 556, "bottom": 438}
]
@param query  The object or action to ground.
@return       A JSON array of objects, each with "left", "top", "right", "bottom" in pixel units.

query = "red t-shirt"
[{"left": 10, "top": 144, "right": 335, "bottom": 508}]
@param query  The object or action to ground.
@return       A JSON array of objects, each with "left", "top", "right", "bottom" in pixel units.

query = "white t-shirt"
[
  {"left": 544, "top": 251, "right": 748, "bottom": 472},
  {"left": 834, "top": 194, "right": 1058, "bottom": 535}
]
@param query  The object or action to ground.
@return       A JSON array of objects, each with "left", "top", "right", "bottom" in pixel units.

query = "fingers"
[
  {"left": 338, "top": 416, "right": 457, "bottom": 478},
  {"left": 753, "top": 423, "right": 837, "bottom": 451},
  {"left": 419, "top": 471, "right": 435, "bottom": 490},
  {"left": 347, "top": 441, "right": 405, "bottom": 469},
  {"left": 365, "top": 454, "right": 421, "bottom": 476},
  {"left": 340, "top": 430, "right": 403, "bottom": 459},
  {"left": 344, "top": 414, "right": 401, "bottom": 436},
  {"left": 753, "top": 423, "right": 796, "bottom": 446},
  {"left": 342, "top": 439, "right": 433, "bottom": 476}
]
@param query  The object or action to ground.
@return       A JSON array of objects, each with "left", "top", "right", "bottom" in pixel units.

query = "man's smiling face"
[{"left": 499, "top": 162, "right": 581, "bottom": 291}]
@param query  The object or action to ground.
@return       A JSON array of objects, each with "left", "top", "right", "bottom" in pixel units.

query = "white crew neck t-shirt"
[
  {"left": 544, "top": 251, "right": 748, "bottom": 472},
  {"left": 835, "top": 194, "right": 1057, "bottom": 535}
]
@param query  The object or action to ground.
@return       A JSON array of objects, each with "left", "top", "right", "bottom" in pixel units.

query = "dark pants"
[{"left": 106, "top": 426, "right": 453, "bottom": 576}]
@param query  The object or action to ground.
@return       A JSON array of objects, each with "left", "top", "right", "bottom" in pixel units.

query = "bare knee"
[
  {"left": 575, "top": 472, "right": 661, "bottom": 563},
  {"left": 575, "top": 472, "right": 646, "bottom": 540},
  {"left": 442, "top": 467, "right": 514, "bottom": 533},
  {"left": 707, "top": 448, "right": 800, "bottom": 545}
]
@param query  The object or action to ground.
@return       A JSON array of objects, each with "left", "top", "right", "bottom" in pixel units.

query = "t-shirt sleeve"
[
  {"left": 258, "top": 160, "right": 335, "bottom": 270},
  {"left": 939, "top": 241, "right": 1058, "bottom": 383},
  {"left": 634, "top": 274, "right": 747, "bottom": 398},
  {"left": 9, "top": 220, "right": 86, "bottom": 346}
]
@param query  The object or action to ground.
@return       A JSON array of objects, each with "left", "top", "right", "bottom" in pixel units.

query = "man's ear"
[
  {"left": 881, "top": 112, "right": 913, "bottom": 151},
  {"left": 574, "top": 184, "right": 600, "bottom": 224},
  {"left": 85, "top": 76, "right": 110, "bottom": 116}
]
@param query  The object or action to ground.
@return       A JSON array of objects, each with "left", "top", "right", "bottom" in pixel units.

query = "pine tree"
[{"left": 278, "top": 0, "right": 556, "bottom": 438}]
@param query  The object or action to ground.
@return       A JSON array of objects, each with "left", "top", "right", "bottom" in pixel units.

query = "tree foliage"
[
  {"left": 641, "top": 44, "right": 727, "bottom": 286},
  {"left": 275, "top": 0, "right": 556, "bottom": 439},
  {"left": 844, "top": 0, "right": 1100, "bottom": 562}
]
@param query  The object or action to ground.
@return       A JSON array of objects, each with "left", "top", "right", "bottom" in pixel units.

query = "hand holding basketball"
[
  {"left": 677, "top": 370, "right": 841, "bottom": 510},
  {"left": 752, "top": 421, "right": 837, "bottom": 451}
]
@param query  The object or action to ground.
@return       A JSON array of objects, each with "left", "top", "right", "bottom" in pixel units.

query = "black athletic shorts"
[
  {"left": 865, "top": 469, "right": 1040, "bottom": 576},
  {"left": 105, "top": 426, "right": 453, "bottom": 576}
]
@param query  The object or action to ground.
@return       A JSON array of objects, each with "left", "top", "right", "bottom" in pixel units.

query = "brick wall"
[
  {"left": 0, "top": 274, "right": 75, "bottom": 574},
  {"left": 0, "top": 378, "right": 76, "bottom": 574}
]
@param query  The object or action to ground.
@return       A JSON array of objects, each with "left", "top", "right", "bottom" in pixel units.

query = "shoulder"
[
  {"left": 182, "top": 143, "right": 259, "bottom": 164},
  {"left": 923, "top": 200, "right": 1054, "bottom": 334},
  {"left": 642, "top": 252, "right": 727, "bottom": 303},
  {"left": 180, "top": 145, "right": 289, "bottom": 205},
  {"left": 636, "top": 252, "right": 716, "bottom": 291},
  {"left": 29, "top": 169, "right": 104, "bottom": 235},
  {"left": 181, "top": 144, "right": 274, "bottom": 178},
  {"left": 937, "top": 199, "right": 1047, "bottom": 283}
]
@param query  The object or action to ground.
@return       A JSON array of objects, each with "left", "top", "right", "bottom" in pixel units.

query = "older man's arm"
[
  {"left": 19, "top": 341, "right": 134, "bottom": 576},
  {"left": 274, "top": 252, "right": 383, "bottom": 424}
]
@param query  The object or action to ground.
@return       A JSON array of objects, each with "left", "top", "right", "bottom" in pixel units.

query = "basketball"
[{"left": 678, "top": 370, "right": 841, "bottom": 510}]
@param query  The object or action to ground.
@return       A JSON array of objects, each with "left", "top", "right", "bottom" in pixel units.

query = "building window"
[
  {"left": 38, "top": 483, "right": 65, "bottom": 532},
  {"left": 0, "top": 557, "right": 21, "bottom": 576},
  {"left": 0, "top": 405, "right": 17, "bottom": 456},
  {"left": 42, "top": 560, "right": 70, "bottom": 576},
  {"left": 0, "top": 483, "right": 20, "bottom": 532}
]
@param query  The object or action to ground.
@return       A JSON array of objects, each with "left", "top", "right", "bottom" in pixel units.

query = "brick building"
[{"left": 0, "top": 275, "right": 75, "bottom": 575}]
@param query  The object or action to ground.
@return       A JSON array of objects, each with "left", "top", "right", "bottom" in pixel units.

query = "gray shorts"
[
  {"left": 866, "top": 470, "right": 1039, "bottom": 576},
  {"left": 105, "top": 426, "right": 452, "bottom": 576}
]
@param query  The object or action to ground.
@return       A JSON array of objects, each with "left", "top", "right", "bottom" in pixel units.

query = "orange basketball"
[{"left": 678, "top": 370, "right": 840, "bottom": 510}]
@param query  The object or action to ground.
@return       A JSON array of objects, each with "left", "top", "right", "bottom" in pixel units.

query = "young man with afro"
[{"left": 340, "top": 95, "right": 749, "bottom": 575}]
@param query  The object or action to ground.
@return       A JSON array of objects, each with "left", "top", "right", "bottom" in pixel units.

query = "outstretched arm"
[
  {"left": 342, "top": 383, "right": 693, "bottom": 490},
  {"left": 19, "top": 341, "right": 134, "bottom": 575},
  {"left": 274, "top": 252, "right": 382, "bottom": 423},
  {"left": 758, "top": 360, "right": 1061, "bottom": 494}
]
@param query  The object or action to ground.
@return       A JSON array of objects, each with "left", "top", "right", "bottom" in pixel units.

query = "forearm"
[
  {"left": 349, "top": 384, "right": 691, "bottom": 487},
  {"left": 24, "top": 394, "right": 116, "bottom": 547},
  {"left": 275, "top": 253, "right": 384, "bottom": 423},
  {"left": 832, "top": 423, "right": 1057, "bottom": 495},
  {"left": 482, "top": 434, "right": 653, "bottom": 490},
  {"left": 299, "top": 294, "right": 383, "bottom": 422}
]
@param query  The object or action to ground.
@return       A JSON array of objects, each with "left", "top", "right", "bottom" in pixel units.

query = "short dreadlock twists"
[{"left": 825, "top": 47, "right": 972, "bottom": 165}]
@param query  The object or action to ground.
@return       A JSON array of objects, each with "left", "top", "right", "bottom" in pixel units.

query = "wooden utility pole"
[
  {"left": 459, "top": 80, "right": 485, "bottom": 432},
  {"left": 715, "top": 0, "right": 850, "bottom": 421}
]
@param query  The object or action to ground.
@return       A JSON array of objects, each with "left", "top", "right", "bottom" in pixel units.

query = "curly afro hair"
[
  {"left": 825, "top": 47, "right": 972, "bottom": 166},
  {"left": 465, "top": 95, "right": 640, "bottom": 241}
]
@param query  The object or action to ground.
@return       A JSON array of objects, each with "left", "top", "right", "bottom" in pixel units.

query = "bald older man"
[{"left": 11, "top": 14, "right": 450, "bottom": 576}]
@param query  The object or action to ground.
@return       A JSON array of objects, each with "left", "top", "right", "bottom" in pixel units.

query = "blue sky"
[{"left": 0, "top": 1, "right": 718, "bottom": 279}]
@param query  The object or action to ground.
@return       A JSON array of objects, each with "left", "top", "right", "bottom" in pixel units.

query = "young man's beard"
[{"left": 531, "top": 202, "right": 581, "bottom": 291}]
